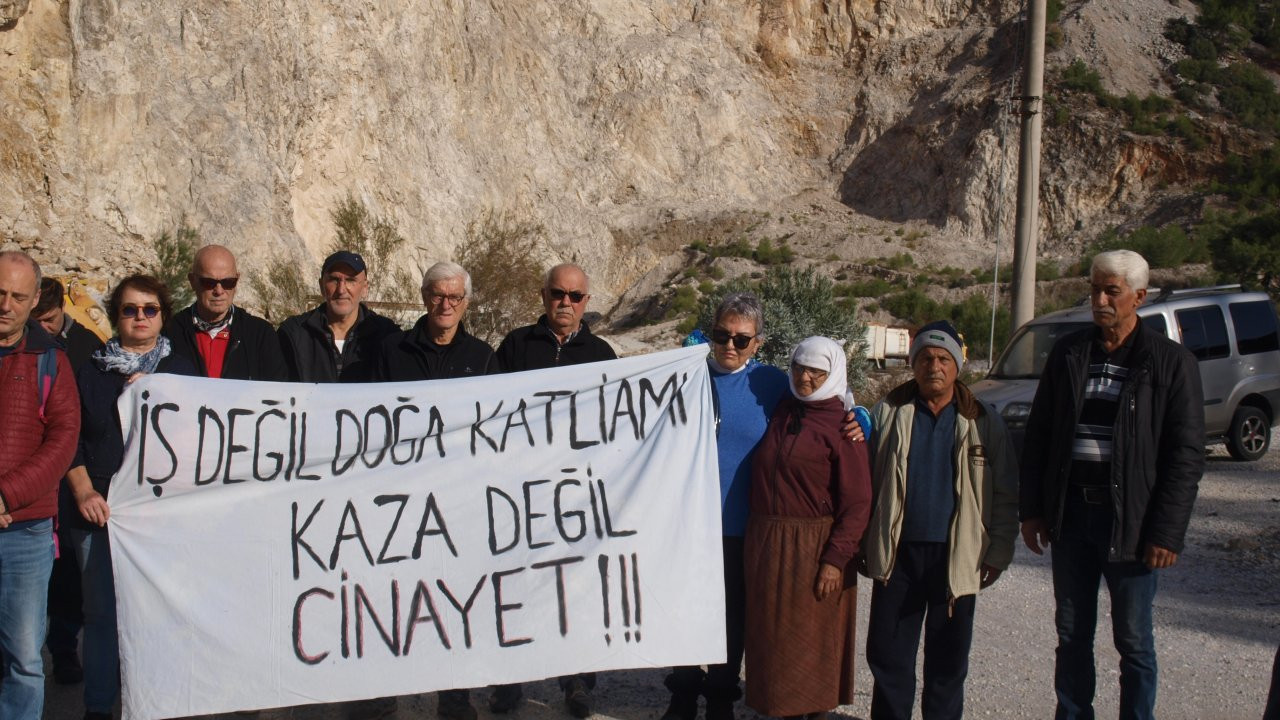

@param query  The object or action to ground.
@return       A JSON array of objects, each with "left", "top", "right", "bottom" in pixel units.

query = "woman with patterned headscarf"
[{"left": 63, "top": 274, "right": 197, "bottom": 720}]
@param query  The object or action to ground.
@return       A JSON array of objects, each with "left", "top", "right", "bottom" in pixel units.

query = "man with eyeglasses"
[
  {"left": 862, "top": 320, "right": 1018, "bottom": 720},
  {"left": 278, "top": 251, "right": 399, "bottom": 383},
  {"left": 378, "top": 261, "right": 495, "bottom": 382},
  {"left": 490, "top": 263, "right": 615, "bottom": 718},
  {"left": 368, "top": 260, "right": 495, "bottom": 720},
  {"left": 164, "top": 244, "right": 287, "bottom": 381}
]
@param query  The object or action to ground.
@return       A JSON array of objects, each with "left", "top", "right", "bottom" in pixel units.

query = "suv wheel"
[{"left": 1225, "top": 405, "right": 1270, "bottom": 461}]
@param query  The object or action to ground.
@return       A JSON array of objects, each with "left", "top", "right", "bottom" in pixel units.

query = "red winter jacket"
[{"left": 0, "top": 323, "right": 80, "bottom": 523}]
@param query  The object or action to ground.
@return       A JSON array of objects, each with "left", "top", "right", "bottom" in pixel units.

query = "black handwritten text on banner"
[{"left": 107, "top": 346, "right": 724, "bottom": 720}]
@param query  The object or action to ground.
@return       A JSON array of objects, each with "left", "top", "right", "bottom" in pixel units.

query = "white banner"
[{"left": 107, "top": 345, "right": 724, "bottom": 719}]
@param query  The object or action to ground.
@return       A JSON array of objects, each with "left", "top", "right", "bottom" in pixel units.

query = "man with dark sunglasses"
[
  {"left": 490, "top": 263, "right": 615, "bottom": 718},
  {"left": 277, "top": 251, "right": 398, "bottom": 384},
  {"left": 493, "top": 263, "right": 615, "bottom": 373},
  {"left": 164, "top": 244, "right": 287, "bottom": 381}
]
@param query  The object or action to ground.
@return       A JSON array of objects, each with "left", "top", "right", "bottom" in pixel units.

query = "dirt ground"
[{"left": 41, "top": 433, "right": 1280, "bottom": 720}]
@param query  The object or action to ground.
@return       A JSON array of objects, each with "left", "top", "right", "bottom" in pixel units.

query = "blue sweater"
[{"left": 712, "top": 360, "right": 789, "bottom": 536}]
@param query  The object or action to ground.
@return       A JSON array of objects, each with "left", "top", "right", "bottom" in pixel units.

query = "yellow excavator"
[{"left": 51, "top": 275, "right": 111, "bottom": 342}]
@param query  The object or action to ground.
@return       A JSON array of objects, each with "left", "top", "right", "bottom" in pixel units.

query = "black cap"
[{"left": 321, "top": 250, "right": 366, "bottom": 275}]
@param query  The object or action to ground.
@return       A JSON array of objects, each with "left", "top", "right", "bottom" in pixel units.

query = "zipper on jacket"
[
  {"left": 881, "top": 411, "right": 911, "bottom": 581},
  {"left": 1053, "top": 344, "right": 1089, "bottom": 539}
]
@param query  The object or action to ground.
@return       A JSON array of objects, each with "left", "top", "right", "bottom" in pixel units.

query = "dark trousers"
[
  {"left": 866, "top": 541, "right": 975, "bottom": 720},
  {"left": 493, "top": 673, "right": 596, "bottom": 702},
  {"left": 1051, "top": 493, "right": 1158, "bottom": 720},
  {"left": 1264, "top": 643, "right": 1280, "bottom": 720},
  {"left": 45, "top": 522, "right": 83, "bottom": 657},
  {"left": 665, "top": 536, "right": 746, "bottom": 701}
]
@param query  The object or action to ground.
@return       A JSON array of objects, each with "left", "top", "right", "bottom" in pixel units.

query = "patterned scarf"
[
  {"left": 93, "top": 335, "right": 172, "bottom": 376},
  {"left": 191, "top": 305, "right": 235, "bottom": 334}
]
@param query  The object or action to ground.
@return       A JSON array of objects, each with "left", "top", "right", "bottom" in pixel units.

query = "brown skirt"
[{"left": 743, "top": 514, "right": 858, "bottom": 716}]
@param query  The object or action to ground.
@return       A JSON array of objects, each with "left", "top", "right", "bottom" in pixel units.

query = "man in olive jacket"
[
  {"left": 1020, "top": 250, "right": 1204, "bottom": 720},
  {"left": 864, "top": 320, "right": 1018, "bottom": 720}
]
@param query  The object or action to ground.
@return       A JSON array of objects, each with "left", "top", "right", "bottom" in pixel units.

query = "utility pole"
[{"left": 1011, "top": 0, "right": 1047, "bottom": 332}]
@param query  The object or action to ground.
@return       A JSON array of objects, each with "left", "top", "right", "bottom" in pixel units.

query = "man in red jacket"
[{"left": 0, "top": 250, "right": 81, "bottom": 719}]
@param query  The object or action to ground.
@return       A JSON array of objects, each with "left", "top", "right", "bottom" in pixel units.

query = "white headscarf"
[{"left": 788, "top": 336, "right": 855, "bottom": 409}]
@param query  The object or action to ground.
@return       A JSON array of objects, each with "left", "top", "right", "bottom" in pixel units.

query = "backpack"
[{"left": 36, "top": 348, "right": 58, "bottom": 420}]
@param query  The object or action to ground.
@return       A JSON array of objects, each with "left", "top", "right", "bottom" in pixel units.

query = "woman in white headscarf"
[{"left": 743, "top": 336, "right": 872, "bottom": 720}]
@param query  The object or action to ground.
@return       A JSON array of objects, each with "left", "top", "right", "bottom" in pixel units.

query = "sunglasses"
[
  {"left": 196, "top": 276, "right": 239, "bottom": 290},
  {"left": 711, "top": 329, "right": 756, "bottom": 350},
  {"left": 121, "top": 304, "right": 161, "bottom": 319},
  {"left": 546, "top": 288, "right": 587, "bottom": 303}
]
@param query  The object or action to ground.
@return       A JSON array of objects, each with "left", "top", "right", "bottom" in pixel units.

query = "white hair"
[
  {"left": 421, "top": 261, "right": 472, "bottom": 297},
  {"left": 544, "top": 263, "right": 589, "bottom": 291},
  {"left": 1091, "top": 249, "right": 1150, "bottom": 291}
]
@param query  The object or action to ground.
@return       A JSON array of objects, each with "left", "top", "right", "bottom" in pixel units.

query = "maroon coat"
[
  {"left": 749, "top": 394, "right": 872, "bottom": 569},
  {"left": 0, "top": 323, "right": 80, "bottom": 523}
]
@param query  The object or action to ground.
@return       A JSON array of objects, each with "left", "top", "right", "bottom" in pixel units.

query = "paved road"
[{"left": 43, "top": 434, "right": 1280, "bottom": 720}]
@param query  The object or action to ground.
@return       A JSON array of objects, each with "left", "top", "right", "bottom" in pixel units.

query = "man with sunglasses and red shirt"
[
  {"left": 490, "top": 262, "right": 615, "bottom": 718},
  {"left": 164, "top": 244, "right": 287, "bottom": 381}
]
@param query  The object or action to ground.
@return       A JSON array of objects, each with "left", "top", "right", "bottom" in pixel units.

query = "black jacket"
[
  {"left": 164, "top": 306, "right": 288, "bottom": 381},
  {"left": 68, "top": 352, "right": 198, "bottom": 531},
  {"left": 377, "top": 317, "right": 496, "bottom": 381},
  {"left": 56, "top": 317, "right": 104, "bottom": 372},
  {"left": 494, "top": 316, "right": 616, "bottom": 372},
  {"left": 278, "top": 304, "right": 400, "bottom": 383},
  {"left": 1019, "top": 321, "right": 1205, "bottom": 560}
]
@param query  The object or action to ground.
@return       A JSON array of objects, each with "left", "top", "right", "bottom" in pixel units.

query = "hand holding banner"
[{"left": 108, "top": 346, "right": 725, "bottom": 719}]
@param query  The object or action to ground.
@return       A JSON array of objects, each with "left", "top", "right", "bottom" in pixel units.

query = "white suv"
[{"left": 972, "top": 285, "right": 1280, "bottom": 461}]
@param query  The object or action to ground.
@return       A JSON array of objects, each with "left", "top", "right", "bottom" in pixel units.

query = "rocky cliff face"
[{"left": 0, "top": 0, "right": 1198, "bottom": 305}]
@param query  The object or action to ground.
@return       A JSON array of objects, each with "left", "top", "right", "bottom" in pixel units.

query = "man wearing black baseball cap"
[{"left": 277, "top": 250, "right": 398, "bottom": 383}]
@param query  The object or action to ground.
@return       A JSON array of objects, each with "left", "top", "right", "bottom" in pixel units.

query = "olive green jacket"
[{"left": 864, "top": 380, "right": 1020, "bottom": 599}]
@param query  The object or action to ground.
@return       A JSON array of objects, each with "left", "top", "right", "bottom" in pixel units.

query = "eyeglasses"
[
  {"left": 791, "top": 364, "right": 829, "bottom": 381},
  {"left": 121, "top": 304, "right": 161, "bottom": 319},
  {"left": 711, "top": 329, "right": 756, "bottom": 350},
  {"left": 546, "top": 288, "right": 587, "bottom": 303},
  {"left": 196, "top": 276, "right": 239, "bottom": 291},
  {"left": 428, "top": 293, "right": 466, "bottom": 306}
]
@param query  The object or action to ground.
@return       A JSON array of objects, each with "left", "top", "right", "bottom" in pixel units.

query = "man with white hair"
[
  {"left": 378, "top": 260, "right": 495, "bottom": 381},
  {"left": 490, "top": 262, "right": 616, "bottom": 718},
  {"left": 863, "top": 320, "right": 1019, "bottom": 720},
  {"left": 494, "top": 263, "right": 615, "bottom": 372},
  {"left": 375, "top": 260, "right": 495, "bottom": 720},
  {"left": 1020, "top": 249, "right": 1204, "bottom": 720}
]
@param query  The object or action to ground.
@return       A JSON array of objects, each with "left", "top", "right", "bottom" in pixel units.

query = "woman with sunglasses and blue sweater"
[
  {"left": 662, "top": 293, "right": 789, "bottom": 720},
  {"left": 63, "top": 274, "right": 196, "bottom": 720}
]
